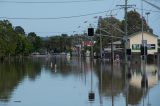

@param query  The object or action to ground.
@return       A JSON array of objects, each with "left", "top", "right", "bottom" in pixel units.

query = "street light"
[
  {"left": 145, "top": 12, "right": 150, "bottom": 32},
  {"left": 145, "top": 12, "right": 150, "bottom": 24}
]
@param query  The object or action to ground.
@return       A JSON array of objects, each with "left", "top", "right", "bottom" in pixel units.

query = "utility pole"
[
  {"left": 124, "top": 0, "right": 128, "bottom": 64},
  {"left": 117, "top": 1, "right": 136, "bottom": 63},
  {"left": 99, "top": 16, "right": 103, "bottom": 59},
  {"left": 98, "top": 13, "right": 116, "bottom": 63},
  {"left": 109, "top": 12, "right": 116, "bottom": 64},
  {"left": 117, "top": 2, "right": 135, "bottom": 106},
  {"left": 104, "top": 13, "right": 117, "bottom": 64},
  {"left": 111, "top": 15, "right": 114, "bottom": 65},
  {"left": 141, "top": 0, "right": 148, "bottom": 90}
]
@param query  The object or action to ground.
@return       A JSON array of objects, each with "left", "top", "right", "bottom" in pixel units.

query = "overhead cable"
[
  {"left": 133, "top": 7, "right": 160, "bottom": 13},
  {"left": 0, "top": 8, "right": 122, "bottom": 20}
]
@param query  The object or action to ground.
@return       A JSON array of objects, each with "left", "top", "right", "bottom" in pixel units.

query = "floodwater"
[{"left": 0, "top": 55, "right": 160, "bottom": 106}]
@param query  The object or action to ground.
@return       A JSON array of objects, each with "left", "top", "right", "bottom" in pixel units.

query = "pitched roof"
[{"left": 128, "top": 31, "right": 158, "bottom": 38}]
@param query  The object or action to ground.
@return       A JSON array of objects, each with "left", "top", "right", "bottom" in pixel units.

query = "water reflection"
[
  {"left": 0, "top": 55, "right": 159, "bottom": 106},
  {"left": 0, "top": 58, "right": 42, "bottom": 102},
  {"left": 88, "top": 58, "right": 95, "bottom": 102}
]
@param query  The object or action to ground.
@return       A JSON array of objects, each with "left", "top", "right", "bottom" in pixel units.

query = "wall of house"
[{"left": 129, "top": 32, "right": 158, "bottom": 54}]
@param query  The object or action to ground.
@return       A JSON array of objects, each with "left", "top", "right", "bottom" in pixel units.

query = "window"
[
  {"left": 147, "top": 44, "right": 156, "bottom": 50},
  {"left": 132, "top": 44, "right": 156, "bottom": 50},
  {"left": 132, "top": 44, "right": 141, "bottom": 50}
]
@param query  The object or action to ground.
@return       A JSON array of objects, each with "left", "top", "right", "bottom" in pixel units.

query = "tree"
[
  {"left": 15, "top": 35, "right": 25, "bottom": 55},
  {"left": 94, "top": 16, "right": 123, "bottom": 54},
  {"left": 14, "top": 26, "right": 25, "bottom": 35},
  {"left": 27, "top": 32, "right": 42, "bottom": 52},
  {"left": 0, "top": 20, "right": 17, "bottom": 56},
  {"left": 44, "top": 34, "right": 73, "bottom": 54},
  {"left": 15, "top": 34, "right": 33, "bottom": 55},
  {"left": 121, "top": 10, "right": 153, "bottom": 35},
  {"left": 0, "top": 20, "right": 38, "bottom": 57}
]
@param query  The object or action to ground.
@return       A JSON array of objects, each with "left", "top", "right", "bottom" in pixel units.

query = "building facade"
[{"left": 128, "top": 32, "right": 158, "bottom": 54}]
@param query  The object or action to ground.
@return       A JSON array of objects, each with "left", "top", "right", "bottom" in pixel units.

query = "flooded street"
[{"left": 0, "top": 55, "right": 160, "bottom": 106}]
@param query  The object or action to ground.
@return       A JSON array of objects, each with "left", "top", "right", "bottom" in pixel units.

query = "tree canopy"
[
  {"left": 121, "top": 10, "right": 153, "bottom": 35},
  {"left": 14, "top": 26, "right": 25, "bottom": 35},
  {"left": 0, "top": 20, "right": 43, "bottom": 58},
  {"left": 0, "top": 10, "right": 155, "bottom": 58}
]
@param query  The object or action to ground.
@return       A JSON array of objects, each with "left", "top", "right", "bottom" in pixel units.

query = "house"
[
  {"left": 103, "top": 41, "right": 123, "bottom": 60},
  {"left": 128, "top": 32, "right": 158, "bottom": 54},
  {"left": 101, "top": 31, "right": 158, "bottom": 59},
  {"left": 104, "top": 41, "right": 123, "bottom": 52}
]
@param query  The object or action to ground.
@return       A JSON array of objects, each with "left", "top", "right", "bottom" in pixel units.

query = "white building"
[{"left": 128, "top": 32, "right": 158, "bottom": 54}]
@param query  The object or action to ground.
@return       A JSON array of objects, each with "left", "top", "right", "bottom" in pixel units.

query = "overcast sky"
[{"left": 0, "top": 0, "right": 159, "bottom": 37}]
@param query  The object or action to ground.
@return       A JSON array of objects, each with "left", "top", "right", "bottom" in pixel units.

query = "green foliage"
[
  {"left": 27, "top": 32, "right": 42, "bottom": 52},
  {"left": 121, "top": 10, "right": 153, "bottom": 35},
  {"left": 94, "top": 10, "right": 153, "bottom": 54},
  {"left": 14, "top": 26, "right": 25, "bottom": 35},
  {"left": 94, "top": 16, "right": 123, "bottom": 53},
  {"left": 0, "top": 20, "right": 35, "bottom": 57},
  {"left": 44, "top": 34, "right": 72, "bottom": 53},
  {"left": 0, "top": 10, "right": 154, "bottom": 57},
  {"left": 15, "top": 35, "right": 33, "bottom": 55},
  {"left": 0, "top": 20, "right": 17, "bottom": 56}
]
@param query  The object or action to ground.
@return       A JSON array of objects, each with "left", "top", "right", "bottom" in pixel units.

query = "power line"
[
  {"left": 30, "top": 31, "right": 74, "bottom": 34},
  {"left": 143, "top": 0, "right": 160, "bottom": 10},
  {"left": 0, "top": 8, "right": 122, "bottom": 20},
  {"left": 0, "top": 0, "right": 104, "bottom": 4},
  {"left": 109, "top": 0, "right": 116, "bottom": 10},
  {"left": 115, "top": 0, "right": 123, "bottom": 15},
  {"left": 133, "top": 7, "right": 160, "bottom": 13}
]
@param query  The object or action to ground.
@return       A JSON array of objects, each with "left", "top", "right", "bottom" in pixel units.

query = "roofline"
[{"left": 128, "top": 31, "right": 158, "bottom": 38}]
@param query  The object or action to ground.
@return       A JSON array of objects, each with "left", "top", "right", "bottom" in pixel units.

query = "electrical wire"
[
  {"left": 115, "top": 0, "right": 123, "bottom": 15},
  {"left": 0, "top": 0, "right": 104, "bottom": 4},
  {"left": 0, "top": 8, "right": 122, "bottom": 20},
  {"left": 109, "top": 0, "right": 116, "bottom": 10},
  {"left": 29, "top": 31, "right": 74, "bottom": 34},
  {"left": 133, "top": 7, "right": 160, "bottom": 13}
]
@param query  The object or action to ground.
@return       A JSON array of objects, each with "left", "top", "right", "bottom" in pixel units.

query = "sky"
[{"left": 0, "top": 0, "right": 160, "bottom": 37}]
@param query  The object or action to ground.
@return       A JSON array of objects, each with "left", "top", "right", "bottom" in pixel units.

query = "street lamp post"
[
  {"left": 145, "top": 12, "right": 150, "bottom": 32},
  {"left": 145, "top": 12, "right": 150, "bottom": 24}
]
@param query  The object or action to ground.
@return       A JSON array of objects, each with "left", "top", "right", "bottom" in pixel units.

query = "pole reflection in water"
[
  {"left": 125, "top": 61, "right": 129, "bottom": 106},
  {"left": 141, "top": 55, "right": 148, "bottom": 89},
  {"left": 99, "top": 61, "right": 103, "bottom": 106},
  {"left": 141, "top": 55, "right": 148, "bottom": 106},
  {"left": 142, "top": 80, "right": 148, "bottom": 106},
  {"left": 88, "top": 58, "right": 95, "bottom": 102},
  {"left": 147, "top": 89, "right": 151, "bottom": 106},
  {"left": 54, "top": 55, "right": 57, "bottom": 72},
  {"left": 111, "top": 62, "right": 114, "bottom": 106}
]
